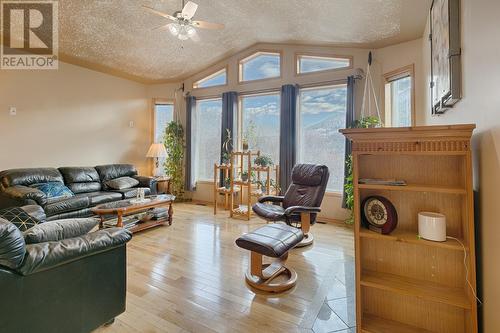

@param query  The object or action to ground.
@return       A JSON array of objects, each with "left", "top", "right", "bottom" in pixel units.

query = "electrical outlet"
[
  {"left": 9, "top": 107, "right": 16, "bottom": 116},
  {"left": 129, "top": 121, "right": 134, "bottom": 128}
]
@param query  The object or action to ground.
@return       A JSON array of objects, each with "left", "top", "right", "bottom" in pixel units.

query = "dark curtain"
[
  {"left": 342, "top": 76, "right": 355, "bottom": 207},
  {"left": 279, "top": 84, "right": 298, "bottom": 194},
  {"left": 220, "top": 92, "right": 238, "bottom": 186},
  {"left": 185, "top": 95, "right": 196, "bottom": 191}
]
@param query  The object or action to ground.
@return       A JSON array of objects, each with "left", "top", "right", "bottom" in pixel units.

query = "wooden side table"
[{"left": 155, "top": 177, "right": 171, "bottom": 194}]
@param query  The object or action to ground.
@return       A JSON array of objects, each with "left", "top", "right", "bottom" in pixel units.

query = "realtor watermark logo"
[{"left": 1, "top": 0, "right": 58, "bottom": 69}]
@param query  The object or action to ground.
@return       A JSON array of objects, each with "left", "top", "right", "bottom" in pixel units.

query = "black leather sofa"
[
  {"left": 0, "top": 206, "right": 132, "bottom": 333},
  {"left": 0, "top": 164, "right": 157, "bottom": 220}
]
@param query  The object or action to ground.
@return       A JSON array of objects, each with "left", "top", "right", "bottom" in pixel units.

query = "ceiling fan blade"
[
  {"left": 142, "top": 5, "right": 176, "bottom": 21},
  {"left": 181, "top": 1, "right": 198, "bottom": 19},
  {"left": 189, "top": 29, "right": 200, "bottom": 42},
  {"left": 152, "top": 24, "right": 170, "bottom": 31},
  {"left": 192, "top": 20, "right": 224, "bottom": 30}
]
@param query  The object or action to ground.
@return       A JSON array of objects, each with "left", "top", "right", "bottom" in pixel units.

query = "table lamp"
[{"left": 147, "top": 143, "right": 167, "bottom": 176}]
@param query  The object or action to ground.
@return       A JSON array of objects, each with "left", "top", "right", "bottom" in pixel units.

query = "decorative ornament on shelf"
[
  {"left": 361, "top": 196, "right": 398, "bottom": 235},
  {"left": 254, "top": 155, "right": 273, "bottom": 168}
]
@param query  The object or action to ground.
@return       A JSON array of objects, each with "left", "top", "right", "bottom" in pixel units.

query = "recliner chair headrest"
[{"left": 291, "top": 164, "right": 329, "bottom": 186}]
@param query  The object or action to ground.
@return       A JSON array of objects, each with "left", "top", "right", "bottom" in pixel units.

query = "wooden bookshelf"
[{"left": 341, "top": 125, "right": 477, "bottom": 333}]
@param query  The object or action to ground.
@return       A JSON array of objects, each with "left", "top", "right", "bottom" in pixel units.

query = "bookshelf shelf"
[
  {"left": 358, "top": 183, "right": 466, "bottom": 194},
  {"left": 359, "top": 228, "right": 465, "bottom": 251}
]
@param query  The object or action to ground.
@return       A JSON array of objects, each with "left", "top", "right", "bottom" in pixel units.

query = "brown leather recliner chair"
[{"left": 252, "top": 164, "right": 329, "bottom": 247}]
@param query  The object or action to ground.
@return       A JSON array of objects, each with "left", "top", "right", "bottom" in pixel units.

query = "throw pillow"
[
  {"left": 30, "top": 182, "right": 74, "bottom": 203},
  {"left": 23, "top": 218, "right": 99, "bottom": 244},
  {"left": 105, "top": 176, "right": 139, "bottom": 190},
  {"left": 0, "top": 207, "right": 41, "bottom": 231}
]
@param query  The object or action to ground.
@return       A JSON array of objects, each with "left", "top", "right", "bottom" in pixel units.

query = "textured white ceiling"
[{"left": 59, "top": 0, "right": 431, "bottom": 83}]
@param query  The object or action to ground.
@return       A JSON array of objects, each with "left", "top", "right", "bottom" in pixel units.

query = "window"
[
  {"left": 154, "top": 102, "right": 174, "bottom": 143},
  {"left": 297, "top": 54, "right": 352, "bottom": 74},
  {"left": 239, "top": 93, "right": 280, "bottom": 167},
  {"left": 239, "top": 51, "right": 281, "bottom": 82},
  {"left": 192, "top": 98, "right": 222, "bottom": 181},
  {"left": 193, "top": 68, "right": 227, "bottom": 89},
  {"left": 383, "top": 65, "right": 414, "bottom": 127},
  {"left": 298, "top": 85, "right": 347, "bottom": 192}
]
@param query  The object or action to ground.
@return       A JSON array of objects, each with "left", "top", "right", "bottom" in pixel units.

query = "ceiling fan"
[{"left": 143, "top": 1, "right": 224, "bottom": 41}]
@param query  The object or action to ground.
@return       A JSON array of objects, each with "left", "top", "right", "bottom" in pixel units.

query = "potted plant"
[
  {"left": 344, "top": 116, "right": 382, "bottom": 224},
  {"left": 224, "top": 177, "right": 231, "bottom": 189},
  {"left": 242, "top": 139, "right": 249, "bottom": 151},
  {"left": 163, "top": 121, "right": 186, "bottom": 200},
  {"left": 254, "top": 155, "right": 273, "bottom": 168},
  {"left": 241, "top": 171, "right": 249, "bottom": 182}
]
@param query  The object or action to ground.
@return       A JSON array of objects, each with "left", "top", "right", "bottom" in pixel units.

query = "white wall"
[
  {"left": 419, "top": 0, "right": 500, "bottom": 331},
  {"left": 0, "top": 62, "right": 152, "bottom": 174}
]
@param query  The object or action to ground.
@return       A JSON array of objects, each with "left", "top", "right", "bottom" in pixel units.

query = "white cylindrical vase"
[{"left": 418, "top": 212, "right": 447, "bottom": 242}]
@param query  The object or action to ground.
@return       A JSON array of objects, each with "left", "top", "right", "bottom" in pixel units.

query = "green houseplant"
[
  {"left": 254, "top": 155, "right": 273, "bottom": 168},
  {"left": 163, "top": 121, "right": 185, "bottom": 200},
  {"left": 344, "top": 116, "right": 382, "bottom": 224}
]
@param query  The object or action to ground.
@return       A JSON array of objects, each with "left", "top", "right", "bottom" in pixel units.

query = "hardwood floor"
[{"left": 95, "top": 203, "right": 355, "bottom": 333}]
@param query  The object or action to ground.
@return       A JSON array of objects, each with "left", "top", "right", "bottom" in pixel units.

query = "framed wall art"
[{"left": 430, "top": 0, "right": 461, "bottom": 115}]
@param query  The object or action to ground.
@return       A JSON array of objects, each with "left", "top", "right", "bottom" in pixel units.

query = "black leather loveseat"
[
  {"left": 0, "top": 206, "right": 132, "bottom": 333},
  {"left": 0, "top": 164, "right": 157, "bottom": 220}
]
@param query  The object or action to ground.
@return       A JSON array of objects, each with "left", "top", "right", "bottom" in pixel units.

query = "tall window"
[
  {"left": 193, "top": 99, "right": 222, "bottom": 182},
  {"left": 298, "top": 85, "right": 347, "bottom": 192},
  {"left": 239, "top": 52, "right": 281, "bottom": 82},
  {"left": 154, "top": 102, "right": 174, "bottom": 143},
  {"left": 239, "top": 93, "right": 280, "bottom": 165},
  {"left": 383, "top": 65, "right": 414, "bottom": 127}
]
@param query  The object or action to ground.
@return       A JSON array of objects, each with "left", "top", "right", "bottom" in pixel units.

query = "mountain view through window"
[{"left": 299, "top": 85, "right": 347, "bottom": 191}]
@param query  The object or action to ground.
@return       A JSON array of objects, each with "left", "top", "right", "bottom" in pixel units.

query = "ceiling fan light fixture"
[{"left": 167, "top": 23, "right": 180, "bottom": 36}]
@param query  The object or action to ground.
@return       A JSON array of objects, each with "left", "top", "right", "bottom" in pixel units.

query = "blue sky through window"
[
  {"left": 299, "top": 56, "right": 350, "bottom": 74},
  {"left": 195, "top": 69, "right": 226, "bottom": 88},
  {"left": 241, "top": 53, "right": 280, "bottom": 82}
]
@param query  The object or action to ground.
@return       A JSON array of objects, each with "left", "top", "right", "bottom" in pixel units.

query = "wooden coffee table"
[{"left": 92, "top": 194, "right": 175, "bottom": 233}]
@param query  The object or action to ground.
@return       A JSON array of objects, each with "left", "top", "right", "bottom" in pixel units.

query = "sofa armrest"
[
  {"left": 18, "top": 227, "right": 132, "bottom": 276},
  {"left": 284, "top": 206, "right": 321, "bottom": 216},
  {"left": 23, "top": 218, "right": 99, "bottom": 244},
  {"left": 258, "top": 195, "right": 285, "bottom": 204},
  {"left": 133, "top": 176, "right": 158, "bottom": 194},
  {"left": 2, "top": 186, "right": 47, "bottom": 206}
]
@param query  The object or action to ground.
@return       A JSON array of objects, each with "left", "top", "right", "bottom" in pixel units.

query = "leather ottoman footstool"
[{"left": 235, "top": 223, "right": 304, "bottom": 293}]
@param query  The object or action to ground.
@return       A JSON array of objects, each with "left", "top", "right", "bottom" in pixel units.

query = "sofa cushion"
[
  {"left": 0, "top": 218, "right": 26, "bottom": 269},
  {"left": 30, "top": 182, "right": 74, "bottom": 203},
  {"left": 23, "top": 218, "right": 99, "bottom": 244},
  {"left": 58, "top": 167, "right": 102, "bottom": 194},
  {"left": 76, "top": 191, "right": 122, "bottom": 206},
  {"left": 111, "top": 187, "right": 151, "bottom": 199},
  {"left": 105, "top": 176, "right": 139, "bottom": 190},
  {"left": 0, "top": 206, "right": 41, "bottom": 231},
  {"left": 0, "top": 168, "right": 63, "bottom": 189},
  {"left": 44, "top": 196, "right": 89, "bottom": 216},
  {"left": 95, "top": 164, "right": 138, "bottom": 184}
]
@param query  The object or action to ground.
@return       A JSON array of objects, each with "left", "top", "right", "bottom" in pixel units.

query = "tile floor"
[{"left": 311, "top": 259, "right": 356, "bottom": 333}]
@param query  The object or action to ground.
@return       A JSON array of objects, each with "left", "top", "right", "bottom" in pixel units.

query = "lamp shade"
[{"left": 146, "top": 143, "right": 167, "bottom": 158}]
